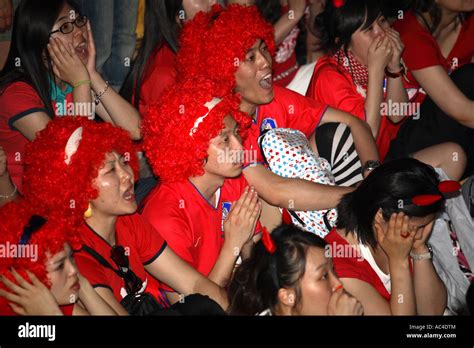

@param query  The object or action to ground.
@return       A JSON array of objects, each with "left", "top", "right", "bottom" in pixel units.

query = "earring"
[
  {"left": 84, "top": 203, "right": 92, "bottom": 218},
  {"left": 288, "top": 295, "right": 295, "bottom": 305}
]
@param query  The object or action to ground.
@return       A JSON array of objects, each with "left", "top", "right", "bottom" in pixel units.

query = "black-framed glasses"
[
  {"left": 49, "top": 15, "right": 88, "bottom": 36},
  {"left": 111, "top": 245, "right": 143, "bottom": 295}
]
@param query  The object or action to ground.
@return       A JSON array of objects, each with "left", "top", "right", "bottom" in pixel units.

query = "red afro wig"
[
  {"left": 22, "top": 117, "right": 138, "bottom": 220},
  {"left": 176, "top": 4, "right": 275, "bottom": 93},
  {"left": 142, "top": 77, "right": 252, "bottom": 183},
  {"left": 0, "top": 199, "right": 82, "bottom": 315}
]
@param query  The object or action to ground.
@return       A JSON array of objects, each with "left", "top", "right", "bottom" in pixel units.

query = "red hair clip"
[
  {"left": 333, "top": 0, "right": 345, "bottom": 8},
  {"left": 262, "top": 227, "right": 276, "bottom": 254},
  {"left": 411, "top": 180, "right": 461, "bottom": 207}
]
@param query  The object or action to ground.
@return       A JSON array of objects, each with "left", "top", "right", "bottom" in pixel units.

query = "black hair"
[
  {"left": 0, "top": 0, "right": 79, "bottom": 118},
  {"left": 254, "top": 0, "right": 281, "bottom": 25},
  {"left": 227, "top": 224, "right": 327, "bottom": 315},
  {"left": 314, "top": 0, "right": 383, "bottom": 54},
  {"left": 120, "top": 0, "right": 184, "bottom": 108},
  {"left": 336, "top": 158, "right": 444, "bottom": 249}
]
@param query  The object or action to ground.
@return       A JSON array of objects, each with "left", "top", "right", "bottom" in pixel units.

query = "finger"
[
  {"left": 232, "top": 187, "right": 249, "bottom": 216},
  {"left": 400, "top": 215, "right": 410, "bottom": 239},
  {"left": 53, "top": 38, "right": 71, "bottom": 62},
  {"left": 0, "top": 274, "right": 26, "bottom": 295},
  {"left": 244, "top": 191, "right": 259, "bottom": 218},
  {"left": 327, "top": 287, "right": 342, "bottom": 312},
  {"left": 0, "top": 287, "right": 22, "bottom": 303},
  {"left": 252, "top": 232, "right": 262, "bottom": 244},
  {"left": 10, "top": 268, "right": 33, "bottom": 290},
  {"left": 25, "top": 270, "right": 43, "bottom": 288},
  {"left": 8, "top": 302, "right": 26, "bottom": 316},
  {"left": 386, "top": 213, "right": 397, "bottom": 238},
  {"left": 56, "top": 38, "right": 73, "bottom": 59},
  {"left": 49, "top": 39, "right": 67, "bottom": 65}
]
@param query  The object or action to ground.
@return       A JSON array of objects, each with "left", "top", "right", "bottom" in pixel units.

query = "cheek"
[{"left": 300, "top": 281, "right": 332, "bottom": 314}]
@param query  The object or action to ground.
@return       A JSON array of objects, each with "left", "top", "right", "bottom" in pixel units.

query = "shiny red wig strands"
[
  {"left": 22, "top": 117, "right": 138, "bottom": 220},
  {"left": 142, "top": 77, "right": 251, "bottom": 183},
  {"left": 0, "top": 199, "right": 81, "bottom": 315},
  {"left": 176, "top": 4, "right": 275, "bottom": 93}
]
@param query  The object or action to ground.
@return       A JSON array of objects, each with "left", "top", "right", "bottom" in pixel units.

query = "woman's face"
[
  {"left": 45, "top": 244, "right": 79, "bottom": 306},
  {"left": 182, "top": 0, "right": 217, "bottom": 20},
  {"left": 49, "top": 4, "right": 89, "bottom": 64},
  {"left": 89, "top": 151, "right": 137, "bottom": 218},
  {"left": 349, "top": 15, "right": 389, "bottom": 66},
  {"left": 203, "top": 115, "right": 245, "bottom": 179},
  {"left": 234, "top": 39, "right": 274, "bottom": 110},
  {"left": 293, "top": 247, "right": 343, "bottom": 315}
]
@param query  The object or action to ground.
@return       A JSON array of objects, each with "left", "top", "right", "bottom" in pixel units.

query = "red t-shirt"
[
  {"left": 243, "top": 85, "right": 328, "bottom": 168},
  {"left": 0, "top": 82, "right": 49, "bottom": 192},
  {"left": 73, "top": 213, "right": 169, "bottom": 306},
  {"left": 324, "top": 229, "right": 391, "bottom": 301},
  {"left": 139, "top": 44, "right": 177, "bottom": 115},
  {"left": 393, "top": 11, "right": 474, "bottom": 104},
  {"left": 141, "top": 175, "right": 259, "bottom": 292},
  {"left": 307, "top": 56, "right": 404, "bottom": 161}
]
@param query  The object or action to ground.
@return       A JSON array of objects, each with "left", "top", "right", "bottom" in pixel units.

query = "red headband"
[
  {"left": 333, "top": 0, "right": 345, "bottom": 8},
  {"left": 411, "top": 180, "right": 461, "bottom": 207},
  {"left": 262, "top": 227, "right": 276, "bottom": 254}
]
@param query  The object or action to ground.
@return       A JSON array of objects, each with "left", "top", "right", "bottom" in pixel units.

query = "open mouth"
[
  {"left": 75, "top": 42, "right": 87, "bottom": 57},
  {"left": 259, "top": 73, "right": 273, "bottom": 90},
  {"left": 123, "top": 187, "right": 135, "bottom": 201}
]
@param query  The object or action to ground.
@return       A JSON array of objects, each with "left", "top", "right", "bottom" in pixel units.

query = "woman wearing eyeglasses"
[
  {"left": 21, "top": 117, "right": 229, "bottom": 315},
  {"left": 0, "top": 0, "right": 141, "bottom": 197}
]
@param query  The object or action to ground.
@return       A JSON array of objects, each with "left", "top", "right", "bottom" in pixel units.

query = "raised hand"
[
  {"left": 0, "top": 269, "right": 62, "bottom": 315},
  {"left": 385, "top": 27, "right": 405, "bottom": 72},
  {"left": 85, "top": 21, "right": 98, "bottom": 77},
  {"left": 374, "top": 212, "right": 416, "bottom": 263},
  {"left": 367, "top": 34, "right": 393, "bottom": 73},
  {"left": 411, "top": 220, "right": 435, "bottom": 254},
  {"left": 47, "top": 36, "right": 90, "bottom": 86},
  {"left": 327, "top": 286, "right": 364, "bottom": 316},
  {"left": 223, "top": 186, "right": 262, "bottom": 253}
]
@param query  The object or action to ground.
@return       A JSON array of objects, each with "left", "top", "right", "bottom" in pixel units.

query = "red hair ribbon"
[
  {"left": 333, "top": 0, "right": 345, "bottom": 8},
  {"left": 262, "top": 227, "right": 276, "bottom": 254},
  {"left": 411, "top": 180, "right": 461, "bottom": 207}
]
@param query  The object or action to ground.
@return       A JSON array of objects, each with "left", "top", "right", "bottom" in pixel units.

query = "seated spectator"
[
  {"left": 386, "top": 0, "right": 474, "bottom": 176},
  {"left": 176, "top": 4, "right": 380, "bottom": 223},
  {"left": 227, "top": 224, "right": 364, "bottom": 315},
  {"left": 307, "top": 0, "right": 466, "bottom": 182},
  {"left": 0, "top": 199, "right": 117, "bottom": 315},
  {"left": 21, "top": 117, "right": 228, "bottom": 315},
  {"left": 325, "top": 158, "right": 450, "bottom": 315},
  {"left": 141, "top": 78, "right": 261, "bottom": 303},
  {"left": 121, "top": 0, "right": 217, "bottom": 115},
  {"left": 0, "top": 0, "right": 141, "bottom": 195}
]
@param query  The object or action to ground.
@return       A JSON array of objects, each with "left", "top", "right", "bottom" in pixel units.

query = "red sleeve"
[
  {"left": 73, "top": 251, "right": 111, "bottom": 290},
  {"left": 307, "top": 65, "right": 365, "bottom": 121},
  {"left": 141, "top": 195, "right": 196, "bottom": 268},
  {"left": 125, "top": 214, "right": 167, "bottom": 265},
  {"left": 0, "top": 82, "right": 47, "bottom": 129},
  {"left": 273, "top": 86, "right": 328, "bottom": 138}
]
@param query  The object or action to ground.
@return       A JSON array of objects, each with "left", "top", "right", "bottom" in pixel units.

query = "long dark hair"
[
  {"left": 227, "top": 224, "right": 327, "bottom": 315},
  {"left": 314, "top": 0, "right": 383, "bottom": 54},
  {"left": 0, "top": 0, "right": 79, "bottom": 118},
  {"left": 336, "top": 158, "right": 444, "bottom": 249},
  {"left": 120, "top": 0, "right": 183, "bottom": 108},
  {"left": 255, "top": 0, "right": 281, "bottom": 24},
  {"left": 411, "top": 0, "right": 468, "bottom": 34}
]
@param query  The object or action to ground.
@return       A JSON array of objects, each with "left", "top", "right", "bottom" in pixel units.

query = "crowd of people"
[{"left": 0, "top": 0, "right": 473, "bottom": 316}]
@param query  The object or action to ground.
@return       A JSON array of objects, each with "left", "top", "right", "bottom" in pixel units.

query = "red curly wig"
[
  {"left": 176, "top": 4, "right": 275, "bottom": 93},
  {"left": 0, "top": 199, "right": 82, "bottom": 315},
  {"left": 22, "top": 117, "right": 138, "bottom": 221},
  {"left": 142, "top": 77, "right": 251, "bottom": 183}
]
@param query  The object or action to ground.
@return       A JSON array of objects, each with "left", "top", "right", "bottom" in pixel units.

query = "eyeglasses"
[
  {"left": 49, "top": 15, "right": 88, "bottom": 36},
  {"left": 110, "top": 245, "right": 143, "bottom": 295}
]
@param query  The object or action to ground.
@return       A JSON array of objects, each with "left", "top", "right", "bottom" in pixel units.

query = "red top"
[
  {"left": 243, "top": 85, "right": 328, "bottom": 168},
  {"left": 139, "top": 44, "right": 177, "bottom": 115},
  {"left": 0, "top": 82, "right": 49, "bottom": 192},
  {"left": 60, "top": 304, "right": 75, "bottom": 316},
  {"left": 73, "top": 213, "right": 169, "bottom": 306},
  {"left": 393, "top": 11, "right": 474, "bottom": 104},
  {"left": 141, "top": 175, "right": 260, "bottom": 292},
  {"left": 324, "top": 228, "right": 391, "bottom": 300},
  {"left": 307, "top": 56, "right": 403, "bottom": 161}
]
